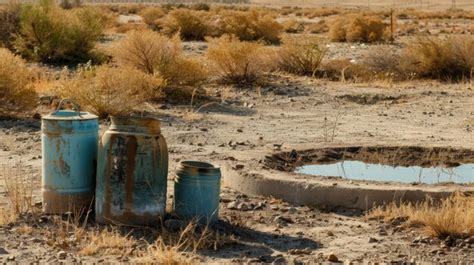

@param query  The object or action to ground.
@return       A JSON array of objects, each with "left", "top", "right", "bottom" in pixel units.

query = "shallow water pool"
[{"left": 295, "top": 161, "right": 474, "bottom": 184}]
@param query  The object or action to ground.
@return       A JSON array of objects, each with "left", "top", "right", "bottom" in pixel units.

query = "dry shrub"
[
  {"left": 111, "top": 30, "right": 207, "bottom": 87},
  {"left": 305, "top": 20, "right": 329, "bottom": 34},
  {"left": 320, "top": 59, "right": 370, "bottom": 82},
  {"left": 362, "top": 46, "right": 401, "bottom": 77},
  {"left": 370, "top": 193, "right": 474, "bottom": 238},
  {"left": 330, "top": 14, "right": 387, "bottom": 43},
  {"left": 0, "top": 3, "right": 21, "bottom": 48},
  {"left": 278, "top": 34, "right": 327, "bottom": 77},
  {"left": 304, "top": 7, "right": 339, "bottom": 19},
  {"left": 56, "top": 64, "right": 164, "bottom": 119},
  {"left": 161, "top": 9, "right": 212, "bottom": 41},
  {"left": 206, "top": 35, "right": 268, "bottom": 85},
  {"left": 217, "top": 10, "right": 282, "bottom": 44},
  {"left": 139, "top": 6, "right": 166, "bottom": 30},
  {"left": 0, "top": 48, "right": 37, "bottom": 114},
  {"left": 14, "top": 1, "right": 106, "bottom": 63},
  {"left": 400, "top": 36, "right": 474, "bottom": 80},
  {"left": 281, "top": 19, "right": 304, "bottom": 34}
]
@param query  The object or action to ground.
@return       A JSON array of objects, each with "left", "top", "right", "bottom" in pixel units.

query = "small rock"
[
  {"left": 57, "top": 251, "right": 67, "bottom": 260},
  {"left": 234, "top": 164, "right": 245, "bottom": 170},
  {"left": 378, "top": 229, "right": 388, "bottom": 236},
  {"left": 274, "top": 215, "right": 293, "bottom": 224},
  {"left": 237, "top": 202, "right": 251, "bottom": 211},
  {"left": 327, "top": 253, "right": 338, "bottom": 262},
  {"left": 368, "top": 237, "right": 378, "bottom": 243},
  {"left": 288, "top": 248, "right": 312, "bottom": 255},
  {"left": 287, "top": 207, "right": 297, "bottom": 214},
  {"left": 227, "top": 201, "right": 239, "bottom": 210},
  {"left": 164, "top": 219, "right": 184, "bottom": 232},
  {"left": 327, "top": 231, "right": 334, "bottom": 236},
  {"left": 0, "top": 248, "right": 8, "bottom": 255},
  {"left": 236, "top": 128, "right": 243, "bottom": 133},
  {"left": 7, "top": 256, "right": 15, "bottom": 261}
]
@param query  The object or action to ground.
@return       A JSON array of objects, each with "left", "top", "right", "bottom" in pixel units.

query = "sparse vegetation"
[
  {"left": 330, "top": 14, "right": 387, "bottom": 43},
  {"left": 0, "top": 48, "right": 37, "bottom": 114},
  {"left": 278, "top": 34, "right": 327, "bottom": 77},
  {"left": 400, "top": 36, "right": 474, "bottom": 80},
  {"left": 111, "top": 30, "right": 208, "bottom": 87},
  {"left": 13, "top": 0, "right": 106, "bottom": 63},
  {"left": 206, "top": 35, "right": 268, "bottom": 85},
  {"left": 370, "top": 194, "right": 474, "bottom": 238},
  {"left": 55, "top": 64, "right": 164, "bottom": 118}
]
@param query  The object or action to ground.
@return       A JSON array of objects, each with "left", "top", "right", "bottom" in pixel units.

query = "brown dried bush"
[
  {"left": 278, "top": 34, "right": 327, "bottom": 77},
  {"left": 362, "top": 46, "right": 401, "bottom": 77},
  {"left": 0, "top": 48, "right": 37, "bottom": 114},
  {"left": 400, "top": 36, "right": 474, "bottom": 80},
  {"left": 305, "top": 20, "right": 329, "bottom": 34},
  {"left": 139, "top": 6, "right": 166, "bottom": 30},
  {"left": 0, "top": 3, "right": 21, "bottom": 48},
  {"left": 216, "top": 10, "right": 282, "bottom": 44},
  {"left": 110, "top": 29, "right": 208, "bottom": 86},
  {"left": 160, "top": 9, "right": 212, "bottom": 41},
  {"left": 206, "top": 35, "right": 268, "bottom": 85},
  {"left": 329, "top": 14, "right": 387, "bottom": 43},
  {"left": 56, "top": 64, "right": 164, "bottom": 119}
]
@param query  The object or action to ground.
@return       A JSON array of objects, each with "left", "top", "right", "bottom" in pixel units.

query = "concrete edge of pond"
[{"left": 221, "top": 163, "right": 474, "bottom": 210}]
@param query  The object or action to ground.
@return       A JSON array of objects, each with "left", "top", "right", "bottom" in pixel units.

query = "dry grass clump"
[
  {"left": 305, "top": 20, "right": 329, "bottom": 34},
  {"left": 0, "top": 48, "right": 37, "bottom": 114},
  {"left": 161, "top": 9, "right": 212, "bottom": 41},
  {"left": 0, "top": 3, "right": 21, "bottom": 48},
  {"left": 206, "top": 35, "right": 269, "bottom": 85},
  {"left": 303, "top": 7, "right": 340, "bottom": 19},
  {"left": 79, "top": 228, "right": 136, "bottom": 256},
  {"left": 278, "top": 34, "right": 327, "bottom": 77},
  {"left": 56, "top": 64, "right": 164, "bottom": 119},
  {"left": 329, "top": 14, "right": 387, "bottom": 43},
  {"left": 111, "top": 30, "right": 208, "bottom": 87},
  {"left": 370, "top": 193, "right": 474, "bottom": 238},
  {"left": 216, "top": 10, "right": 282, "bottom": 44},
  {"left": 400, "top": 36, "right": 474, "bottom": 81},
  {"left": 0, "top": 162, "right": 35, "bottom": 225},
  {"left": 13, "top": 1, "right": 106, "bottom": 63}
]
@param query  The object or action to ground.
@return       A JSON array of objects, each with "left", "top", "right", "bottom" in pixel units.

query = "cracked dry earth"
[{"left": 0, "top": 75, "right": 473, "bottom": 263}]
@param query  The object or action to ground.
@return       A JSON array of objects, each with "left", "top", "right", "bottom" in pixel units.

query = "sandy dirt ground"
[{"left": 0, "top": 74, "right": 473, "bottom": 263}]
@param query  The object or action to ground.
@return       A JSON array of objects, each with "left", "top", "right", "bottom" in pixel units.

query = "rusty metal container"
[
  {"left": 41, "top": 100, "right": 98, "bottom": 214},
  {"left": 173, "top": 161, "right": 221, "bottom": 223},
  {"left": 95, "top": 116, "right": 168, "bottom": 225}
]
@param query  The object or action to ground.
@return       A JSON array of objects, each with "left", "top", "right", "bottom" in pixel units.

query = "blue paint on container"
[
  {"left": 174, "top": 161, "right": 221, "bottom": 223},
  {"left": 41, "top": 103, "right": 98, "bottom": 214}
]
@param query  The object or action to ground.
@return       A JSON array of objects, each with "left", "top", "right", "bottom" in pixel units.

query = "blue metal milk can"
[
  {"left": 95, "top": 116, "right": 168, "bottom": 226},
  {"left": 41, "top": 99, "right": 98, "bottom": 214}
]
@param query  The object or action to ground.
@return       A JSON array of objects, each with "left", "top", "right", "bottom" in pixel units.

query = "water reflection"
[{"left": 295, "top": 161, "right": 474, "bottom": 184}]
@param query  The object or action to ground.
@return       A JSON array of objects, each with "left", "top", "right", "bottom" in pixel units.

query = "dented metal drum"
[
  {"left": 95, "top": 116, "right": 168, "bottom": 225},
  {"left": 41, "top": 101, "right": 98, "bottom": 214},
  {"left": 174, "top": 161, "right": 221, "bottom": 223}
]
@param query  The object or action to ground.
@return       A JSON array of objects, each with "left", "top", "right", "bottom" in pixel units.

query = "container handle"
[{"left": 54, "top": 99, "right": 82, "bottom": 117}]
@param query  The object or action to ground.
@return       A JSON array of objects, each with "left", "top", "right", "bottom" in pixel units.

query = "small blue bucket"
[{"left": 173, "top": 161, "right": 221, "bottom": 223}]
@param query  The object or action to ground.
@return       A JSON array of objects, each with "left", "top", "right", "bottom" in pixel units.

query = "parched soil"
[
  {"left": 1, "top": 75, "right": 474, "bottom": 263},
  {"left": 265, "top": 146, "right": 474, "bottom": 172}
]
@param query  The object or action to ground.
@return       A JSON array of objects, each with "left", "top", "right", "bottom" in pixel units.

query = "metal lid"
[
  {"left": 42, "top": 99, "right": 98, "bottom": 121},
  {"left": 42, "top": 110, "right": 98, "bottom": 121}
]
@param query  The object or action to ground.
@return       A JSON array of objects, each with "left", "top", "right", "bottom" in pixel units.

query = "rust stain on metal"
[
  {"left": 124, "top": 135, "right": 137, "bottom": 217},
  {"left": 42, "top": 190, "right": 93, "bottom": 214}
]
